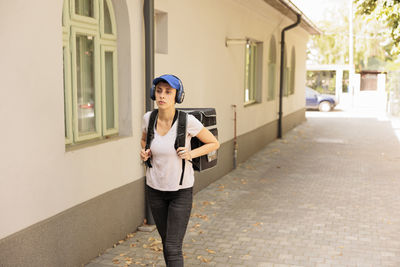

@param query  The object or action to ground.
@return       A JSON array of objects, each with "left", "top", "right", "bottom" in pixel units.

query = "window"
[
  {"left": 244, "top": 40, "right": 263, "bottom": 104},
  {"left": 63, "top": 0, "right": 119, "bottom": 145},
  {"left": 289, "top": 46, "right": 296, "bottom": 95},
  {"left": 283, "top": 45, "right": 289, "bottom": 97},
  {"left": 267, "top": 36, "right": 276, "bottom": 101}
]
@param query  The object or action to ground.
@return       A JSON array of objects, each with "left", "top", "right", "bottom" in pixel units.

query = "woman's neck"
[{"left": 158, "top": 107, "right": 176, "bottom": 122}]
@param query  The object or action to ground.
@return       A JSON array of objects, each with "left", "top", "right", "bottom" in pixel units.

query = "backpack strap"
[
  {"left": 175, "top": 110, "right": 187, "bottom": 185},
  {"left": 144, "top": 109, "right": 158, "bottom": 168}
]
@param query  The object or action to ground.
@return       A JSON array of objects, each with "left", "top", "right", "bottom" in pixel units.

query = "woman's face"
[{"left": 155, "top": 81, "right": 176, "bottom": 109}]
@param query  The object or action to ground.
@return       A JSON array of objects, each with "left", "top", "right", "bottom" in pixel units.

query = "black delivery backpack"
[
  {"left": 145, "top": 108, "right": 218, "bottom": 184},
  {"left": 178, "top": 108, "right": 218, "bottom": 171}
]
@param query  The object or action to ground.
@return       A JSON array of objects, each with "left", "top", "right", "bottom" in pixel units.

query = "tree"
[
  {"left": 355, "top": 0, "right": 400, "bottom": 56},
  {"left": 307, "top": 2, "right": 395, "bottom": 71}
]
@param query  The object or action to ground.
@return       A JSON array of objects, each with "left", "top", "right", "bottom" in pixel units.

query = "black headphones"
[{"left": 150, "top": 75, "right": 185, "bottom": 104}]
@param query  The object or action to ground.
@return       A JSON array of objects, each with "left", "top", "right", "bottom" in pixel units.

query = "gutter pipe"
[
  {"left": 144, "top": 0, "right": 155, "bottom": 225},
  {"left": 278, "top": 13, "right": 301, "bottom": 138},
  {"left": 144, "top": 0, "right": 155, "bottom": 112}
]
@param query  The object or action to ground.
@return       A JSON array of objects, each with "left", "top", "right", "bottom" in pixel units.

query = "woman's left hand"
[{"left": 176, "top": 147, "right": 192, "bottom": 161}]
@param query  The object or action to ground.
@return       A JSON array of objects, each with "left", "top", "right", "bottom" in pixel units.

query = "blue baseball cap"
[{"left": 152, "top": 74, "right": 181, "bottom": 90}]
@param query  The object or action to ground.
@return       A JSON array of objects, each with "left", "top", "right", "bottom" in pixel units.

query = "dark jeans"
[{"left": 146, "top": 185, "right": 193, "bottom": 267}]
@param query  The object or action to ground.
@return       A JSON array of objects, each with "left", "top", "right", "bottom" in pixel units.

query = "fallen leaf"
[
  {"left": 150, "top": 240, "right": 162, "bottom": 246},
  {"left": 206, "top": 249, "right": 216, "bottom": 254},
  {"left": 130, "top": 243, "right": 137, "bottom": 248},
  {"left": 197, "top": 255, "right": 210, "bottom": 263},
  {"left": 192, "top": 213, "right": 209, "bottom": 220}
]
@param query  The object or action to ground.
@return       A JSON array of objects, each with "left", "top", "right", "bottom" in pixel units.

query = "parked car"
[{"left": 305, "top": 87, "right": 338, "bottom": 112}]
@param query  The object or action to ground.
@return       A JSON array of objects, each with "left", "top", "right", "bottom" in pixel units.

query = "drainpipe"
[
  {"left": 143, "top": 0, "right": 155, "bottom": 226},
  {"left": 278, "top": 13, "right": 301, "bottom": 138},
  {"left": 144, "top": 0, "right": 155, "bottom": 112}
]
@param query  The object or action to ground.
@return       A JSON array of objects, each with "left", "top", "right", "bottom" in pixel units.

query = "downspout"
[
  {"left": 143, "top": 0, "right": 155, "bottom": 226},
  {"left": 144, "top": 0, "right": 155, "bottom": 112},
  {"left": 278, "top": 13, "right": 301, "bottom": 138}
]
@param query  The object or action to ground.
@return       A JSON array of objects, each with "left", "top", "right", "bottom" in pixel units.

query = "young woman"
[{"left": 140, "top": 74, "right": 219, "bottom": 267}]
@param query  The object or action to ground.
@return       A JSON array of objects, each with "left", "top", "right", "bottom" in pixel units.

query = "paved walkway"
[{"left": 86, "top": 111, "right": 400, "bottom": 267}]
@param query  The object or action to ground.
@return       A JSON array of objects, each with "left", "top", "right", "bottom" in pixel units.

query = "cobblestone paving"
[{"left": 86, "top": 112, "right": 400, "bottom": 267}]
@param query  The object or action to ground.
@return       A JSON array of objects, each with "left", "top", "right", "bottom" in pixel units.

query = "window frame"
[
  {"left": 63, "top": 39, "right": 73, "bottom": 144},
  {"left": 70, "top": 0, "right": 100, "bottom": 25},
  {"left": 244, "top": 40, "right": 263, "bottom": 105},
  {"left": 71, "top": 27, "right": 102, "bottom": 142},
  {"left": 267, "top": 36, "right": 277, "bottom": 101},
  {"left": 283, "top": 45, "right": 289, "bottom": 97},
  {"left": 99, "top": 0, "right": 117, "bottom": 41},
  {"left": 63, "top": 0, "right": 119, "bottom": 146},
  {"left": 289, "top": 46, "right": 296, "bottom": 95},
  {"left": 101, "top": 45, "right": 119, "bottom": 136}
]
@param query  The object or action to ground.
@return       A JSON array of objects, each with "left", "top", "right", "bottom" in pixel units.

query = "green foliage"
[
  {"left": 306, "top": 71, "right": 336, "bottom": 94},
  {"left": 308, "top": 1, "right": 395, "bottom": 71},
  {"left": 307, "top": 5, "right": 350, "bottom": 65},
  {"left": 355, "top": 0, "right": 400, "bottom": 57}
]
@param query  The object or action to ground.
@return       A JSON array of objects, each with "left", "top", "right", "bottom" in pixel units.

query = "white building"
[{"left": 0, "top": 0, "right": 318, "bottom": 265}]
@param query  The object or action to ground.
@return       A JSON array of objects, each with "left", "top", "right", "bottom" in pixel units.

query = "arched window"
[
  {"left": 267, "top": 36, "right": 276, "bottom": 101},
  {"left": 290, "top": 46, "right": 296, "bottom": 95},
  {"left": 63, "top": 0, "right": 119, "bottom": 145},
  {"left": 283, "top": 44, "right": 289, "bottom": 97}
]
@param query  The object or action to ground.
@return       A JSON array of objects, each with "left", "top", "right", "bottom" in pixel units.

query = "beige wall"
[
  {"left": 154, "top": 0, "right": 309, "bottom": 143},
  {"left": 0, "top": 0, "right": 310, "bottom": 241},
  {"left": 0, "top": 0, "right": 146, "bottom": 239}
]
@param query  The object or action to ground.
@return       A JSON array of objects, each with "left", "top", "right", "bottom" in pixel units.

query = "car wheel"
[{"left": 319, "top": 101, "right": 332, "bottom": 112}]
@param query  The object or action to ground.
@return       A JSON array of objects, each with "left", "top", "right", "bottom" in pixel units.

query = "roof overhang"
[{"left": 263, "top": 0, "right": 321, "bottom": 35}]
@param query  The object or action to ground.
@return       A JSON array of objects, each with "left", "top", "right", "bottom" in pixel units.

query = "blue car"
[{"left": 305, "top": 87, "right": 338, "bottom": 112}]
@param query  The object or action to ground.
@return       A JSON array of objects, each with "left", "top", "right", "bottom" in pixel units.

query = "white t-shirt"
[{"left": 142, "top": 111, "right": 204, "bottom": 191}]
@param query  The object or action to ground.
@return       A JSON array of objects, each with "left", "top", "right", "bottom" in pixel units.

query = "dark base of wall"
[
  {"left": 0, "top": 108, "right": 304, "bottom": 267},
  {"left": 0, "top": 179, "right": 146, "bottom": 267}
]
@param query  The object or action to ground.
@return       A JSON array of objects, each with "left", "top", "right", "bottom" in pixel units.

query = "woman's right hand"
[{"left": 140, "top": 148, "right": 152, "bottom": 161}]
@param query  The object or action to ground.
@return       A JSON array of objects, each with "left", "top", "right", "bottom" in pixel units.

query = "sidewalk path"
[{"left": 86, "top": 111, "right": 400, "bottom": 267}]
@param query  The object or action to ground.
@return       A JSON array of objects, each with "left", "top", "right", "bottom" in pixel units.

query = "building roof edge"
[{"left": 263, "top": 0, "right": 321, "bottom": 35}]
